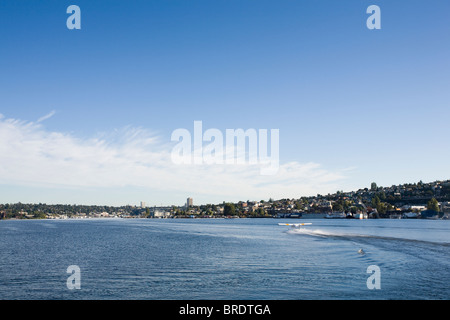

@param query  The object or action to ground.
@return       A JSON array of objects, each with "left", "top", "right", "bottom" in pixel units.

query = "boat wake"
[{"left": 286, "top": 227, "right": 450, "bottom": 248}]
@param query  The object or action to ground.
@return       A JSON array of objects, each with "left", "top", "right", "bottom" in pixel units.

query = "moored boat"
[{"left": 324, "top": 212, "right": 346, "bottom": 219}]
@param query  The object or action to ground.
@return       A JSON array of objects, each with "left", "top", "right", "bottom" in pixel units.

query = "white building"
[{"left": 154, "top": 210, "right": 170, "bottom": 218}]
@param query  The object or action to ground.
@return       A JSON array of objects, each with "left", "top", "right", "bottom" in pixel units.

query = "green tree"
[
  {"left": 371, "top": 182, "right": 377, "bottom": 191},
  {"left": 33, "top": 211, "right": 47, "bottom": 219},
  {"left": 377, "top": 202, "right": 387, "bottom": 215},
  {"left": 332, "top": 202, "right": 343, "bottom": 212},
  {"left": 427, "top": 198, "right": 440, "bottom": 212},
  {"left": 224, "top": 203, "right": 236, "bottom": 216},
  {"left": 377, "top": 191, "right": 386, "bottom": 201},
  {"left": 371, "top": 195, "right": 381, "bottom": 208}
]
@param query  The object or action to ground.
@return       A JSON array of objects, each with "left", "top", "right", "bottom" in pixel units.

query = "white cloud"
[
  {"left": 37, "top": 110, "right": 56, "bottom": 123},
  {"left": 0, "top": 115, "right": 347, "bottom": 204}
]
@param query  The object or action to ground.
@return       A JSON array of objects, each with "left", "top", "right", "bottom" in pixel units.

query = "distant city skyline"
[{"left": 1, "top": 1, "right": 449, "bottom": 206}]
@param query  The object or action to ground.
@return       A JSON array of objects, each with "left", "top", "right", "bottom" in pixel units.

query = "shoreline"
[{"left": 1, "top": 216, "right": 448, "bottom": 221}]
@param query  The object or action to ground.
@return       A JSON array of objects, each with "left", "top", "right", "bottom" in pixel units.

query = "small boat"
[
  {"left": 402, "top": 212, "right": 419, "bottom": 219},
  {"left": 355, "top": 213, "right": 368, "bottom": 219},
  {"left": 324, "top": 212, "right": 346, "bottom": 219}
]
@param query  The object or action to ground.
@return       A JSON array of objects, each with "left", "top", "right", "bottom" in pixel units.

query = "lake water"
[{"left": 0, "top": 218, "right": 448, "bottom": 300}]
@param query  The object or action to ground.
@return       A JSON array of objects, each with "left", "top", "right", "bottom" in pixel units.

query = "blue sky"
[{"left": 1, "top": 0, "right": 449, "bottom": 206}]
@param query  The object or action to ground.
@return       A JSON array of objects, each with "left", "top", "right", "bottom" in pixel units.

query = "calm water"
[{"left": 0, "top": 218, "right": 448, "bottom": 300}]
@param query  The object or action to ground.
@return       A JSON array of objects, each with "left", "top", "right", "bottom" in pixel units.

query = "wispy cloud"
[
  {"left": 37, "top": 110, "right": 56, "bottom": 123},
  {"left": 0, "top": 115, "right": 347, "bottom": 204}
]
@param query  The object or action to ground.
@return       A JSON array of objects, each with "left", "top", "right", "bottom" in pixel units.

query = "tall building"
[
  {"left": 140, "top": 201, "right": 146, "bottom": 208},
  {"left": 186, "top": 197, "right": 193, "bottom": 208}
]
